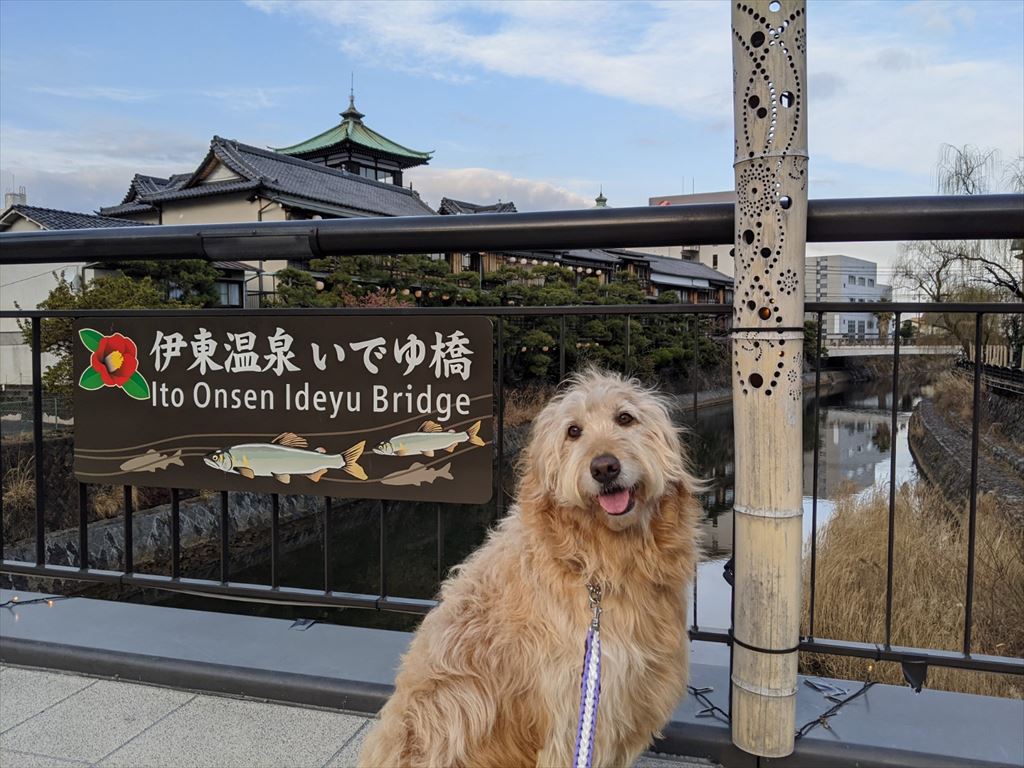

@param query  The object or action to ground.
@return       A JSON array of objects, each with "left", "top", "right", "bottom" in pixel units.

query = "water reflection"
[{"left": 689, "top": 380, "right": 922, "bottom": 628}]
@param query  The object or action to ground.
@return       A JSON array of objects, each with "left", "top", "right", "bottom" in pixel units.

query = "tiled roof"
[
  {"left": 438, "top": 197, "right": 517, "bottom": 215},
  {"left": 101, "top": 136, "right": 436, "bottom": 219},
  {"left": 646, "top": 253, "right": 732, "bottom": 284},
  {"left": 1, "top": 204, "right": 148, "bottom": 231},
  {"left": 275, "top": 97, "right": 432, "bottom": 164}
]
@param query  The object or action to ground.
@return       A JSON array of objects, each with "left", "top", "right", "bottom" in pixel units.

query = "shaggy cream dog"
[{"left": 359, "top": 369, "right": 701, "bottom": 768}]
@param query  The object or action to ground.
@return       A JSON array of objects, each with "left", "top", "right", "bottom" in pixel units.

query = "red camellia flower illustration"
[{"left": 90, "top": 333, "right": 139, "bottom": 387}]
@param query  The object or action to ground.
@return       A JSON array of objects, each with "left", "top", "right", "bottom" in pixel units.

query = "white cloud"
[
  {"left": 0, "top": 123, "right": 208, "bottom": 212},
  {"left": 247, "top": 0, "right": 1023, "bottom": 182},
  {"left": 24, "top": 84, "right": 302, "bottom": 110},
  {"left": 29, "top": 85, "right": 158, "bottom": 103},
  {"left": 408, "top": 166, "right": 592, "bottom": 211}
]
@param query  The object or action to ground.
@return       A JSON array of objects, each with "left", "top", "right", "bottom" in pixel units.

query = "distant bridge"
[{"left": 824, "top": 342, "right": 959, "bottom": 358}]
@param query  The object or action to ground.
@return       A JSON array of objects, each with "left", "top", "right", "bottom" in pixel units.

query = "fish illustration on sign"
[
  {"left": 119, "top": 449, "right": 184, "bottom": 473},
  {"left": 372, "top": 420, "right": 484, "bottom": 457},
  {"left": 203, "top": 433, "right": 366, "bottom": 484},
  {"left": 380, "top": 462, "right": 454, "bottom": 487}
]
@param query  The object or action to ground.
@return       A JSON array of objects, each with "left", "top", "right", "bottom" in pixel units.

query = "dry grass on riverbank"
[
  {"left": 801, "top": 484, "right": 1023, "bottom": 698},
  {"left": 503, "top": 385, "right": 555, "bottom": 428}
]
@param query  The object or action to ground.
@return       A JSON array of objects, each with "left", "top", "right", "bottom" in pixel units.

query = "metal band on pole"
[{"left": 729, "top": 0, "right": 807, "bottom": 757}]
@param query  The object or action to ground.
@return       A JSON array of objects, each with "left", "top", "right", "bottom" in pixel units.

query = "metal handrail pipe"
[
  {"left": 2, "top": 301, "right": 1021, "bottom": 320},
  {"left": 0, "top": 194, "right": 1020, "bottom": 264}
]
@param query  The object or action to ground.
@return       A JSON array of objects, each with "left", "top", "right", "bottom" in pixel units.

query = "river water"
[{"left": 166, "top": 378, "right": 925, "bottom": 632}]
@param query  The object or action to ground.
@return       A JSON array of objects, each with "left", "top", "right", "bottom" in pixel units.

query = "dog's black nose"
[{"left": 590, "top": 454, "right": 621, "bottom": 485}]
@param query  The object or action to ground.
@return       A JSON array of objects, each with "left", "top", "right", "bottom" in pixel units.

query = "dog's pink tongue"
[{"left": 598, "top": 489, "right": 631, "bottom": 515}]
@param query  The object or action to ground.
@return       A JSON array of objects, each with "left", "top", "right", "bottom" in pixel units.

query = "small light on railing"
[
  {"left": 586, "top": 268, "right": 593, "bottom": 275},
  {"left": 542, "top": 346, "right": 549, "bottom": 352},
  {"left": 521, "top": 346, "right": 528, "bottom": 352},
  {"left": 577, "top": 267, "right": 584, "bottom": 273},
  {"left": 531, "top": 259, "right": 539, "bottom": 266},
  {"left": 401, "top": 288, "right": 410, "bottom": 296},
  {"left": 314, "top": 280, "right": 325, "bottom": 291},
  {"left": 47, "top": 599, "right": 54, "bottom": 607},
  {"left": 11, "top": 596, "right": 19, "bottom": 602}
]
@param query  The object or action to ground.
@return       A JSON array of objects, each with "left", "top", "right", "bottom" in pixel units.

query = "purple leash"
[{"left": 573, "top": 582, "right": 603, "bottom": 768}]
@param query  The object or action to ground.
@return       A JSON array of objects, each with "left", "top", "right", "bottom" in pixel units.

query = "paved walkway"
[{"left": 0, "top": 665, "right": 716, "bottom": 768}]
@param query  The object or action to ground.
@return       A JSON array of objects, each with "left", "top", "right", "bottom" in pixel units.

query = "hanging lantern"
[
  {"left": 314, "top": 280, "right": 325, "bottom": 291},
  {"left": 586, "top": 268, "right": 593, "bottom": 275}
]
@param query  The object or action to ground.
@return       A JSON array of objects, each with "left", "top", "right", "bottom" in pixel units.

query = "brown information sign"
[{"left": 73, "top": 316, "right": 493, "bottom": 504}]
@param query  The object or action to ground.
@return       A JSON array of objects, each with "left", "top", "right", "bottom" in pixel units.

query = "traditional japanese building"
[
  {"left": 273, "top": 95, "right": 432, "bottom": 187},
  {"left": 99, "top": 135, "right": 434, "bottom": 225}
]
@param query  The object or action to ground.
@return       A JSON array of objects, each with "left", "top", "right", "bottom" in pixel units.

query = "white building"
[{"left": 804, "top": 254, "right": 891, "bottom": 340}]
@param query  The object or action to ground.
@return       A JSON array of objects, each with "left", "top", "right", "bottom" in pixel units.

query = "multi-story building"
[{"left": 804, "top": 254, "right": 891, "bottom": 340}]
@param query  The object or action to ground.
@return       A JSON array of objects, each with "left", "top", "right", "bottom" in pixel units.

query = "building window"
[
  {"left": 849, "top": 274, "right": 856, "bottom": 284},
  {"left": 712, "top": 253, "right": 718, "bottom": 269},
  {"left": 858, "top": 277, "right": 865, "bottom": 286},
  {"left": 868, "top": 278, "right": 874, "bottom": 287},
  {"left": 216, "top": 281, "right": 242, "bottom": 307}
]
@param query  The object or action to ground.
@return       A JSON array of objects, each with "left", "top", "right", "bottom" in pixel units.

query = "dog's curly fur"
[{"left": 359, "top": 369, "right": 702, "bottom": 767}]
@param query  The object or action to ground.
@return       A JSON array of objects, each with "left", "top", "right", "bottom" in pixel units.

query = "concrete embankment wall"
[{"left": 909, "top": 398, "right": 1024, "bottom": 512}]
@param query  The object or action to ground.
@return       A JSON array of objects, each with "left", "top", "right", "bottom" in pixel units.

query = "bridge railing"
[{"left": 1, "top": 195, "right": 1023, "bottom": 685}]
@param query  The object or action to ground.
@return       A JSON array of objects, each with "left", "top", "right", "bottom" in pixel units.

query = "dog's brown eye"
[
  {"left": 617, "top": 412, "right": 635, "bottom": 426},
  {"left": 567, "top": 425, "right": 582, "bottom": 439}
]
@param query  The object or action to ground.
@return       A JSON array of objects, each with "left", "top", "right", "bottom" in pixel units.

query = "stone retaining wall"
[{"left": 909, "top": 398, "right": 1024, "bottom": 515}]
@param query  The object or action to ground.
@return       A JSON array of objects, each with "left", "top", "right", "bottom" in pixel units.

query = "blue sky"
[{"left": 1, "top": 0, "right": 1021, "bottom": 266}]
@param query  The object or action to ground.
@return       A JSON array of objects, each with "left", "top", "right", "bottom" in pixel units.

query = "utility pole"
[{"left": 729, "top": 0, "right": 808, "bottom": 758}]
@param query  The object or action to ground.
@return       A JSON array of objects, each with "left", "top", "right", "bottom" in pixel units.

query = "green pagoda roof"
[{"left": 274, "top": 96, "right": 432, "bottom": 164}]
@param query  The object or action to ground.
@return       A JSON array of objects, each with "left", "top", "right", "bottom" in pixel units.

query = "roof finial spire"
[
  {"left": 595, "top": 186, "right": 607, "bottom": 208},
  {"left": 342, "top": 73, "right": 364, "bottom": 122}
]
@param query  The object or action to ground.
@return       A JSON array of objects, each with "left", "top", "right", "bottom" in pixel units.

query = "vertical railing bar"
[
  {"left": 78, "top": 483, "right": 89, "bottom": 570},
  {"left": 123, "top": 485, "right": 133, "bottom": 573},
  {"left": 496, "top": 317, "right": 505, "bottom": 519},
  {"left": 379, "top": 499, "right": 389, "bottom": 601},
  {"left": 559, "top": 314, "right": 567, "bottom": 381},
  {"left": 808, "top": 311, "right": 823, "bottom": 636},
  {"left": 624, "top": 313, "right": 631, "bottom": 373},
  {"left": 884, "top": 311, "right": 901, "bottom": 647},
  {"left": 436, "top": 503, "right": 445, "bottom": 586},
  {"left": 691, "top": 315, "right": 699, "bottom": 421},
  {"left": 963, "top": 313, "right": 984, "bottom": 655},
  {"left": 170, "top": 488, "right": 181, "bottom": 579},
  {"left": 324, "top": 496, "right": 333, "bottom": 593},
  {"left": 270, "top": 494, "right": 280, "bottom": 589},
  {"left": 692, "top": 564, "right": 699, "bottom": 630},
  {"left": 31, "top": 317, "right": 45, "bottom": 566},
  {"left": 219, "top": 491, "right": 229, "bottom": 583}
]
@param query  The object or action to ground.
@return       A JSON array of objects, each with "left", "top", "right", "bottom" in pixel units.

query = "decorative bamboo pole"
[{"left": 729, "top": 0, "right": 808, "bottom": 758}]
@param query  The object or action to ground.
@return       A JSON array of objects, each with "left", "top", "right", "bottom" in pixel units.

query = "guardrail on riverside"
[{"left": 2, "top": 195, "right": 1023, "bottom": 685}]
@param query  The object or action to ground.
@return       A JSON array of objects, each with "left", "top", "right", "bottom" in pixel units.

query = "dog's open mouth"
[{"left": 597, "top": 484, "right": 636, "bottom": 516}]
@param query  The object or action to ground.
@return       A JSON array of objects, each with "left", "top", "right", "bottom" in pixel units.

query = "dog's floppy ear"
[
  {"left": 635, "top": 388, "right": 698, "bottom": 496},
  {"left": 519, "top": 392, "right": 565, "bottom": 501}
]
